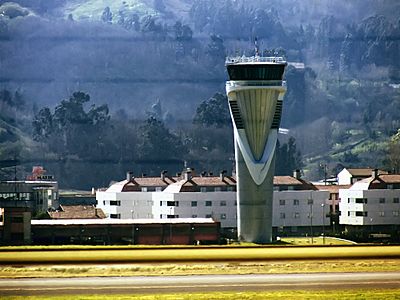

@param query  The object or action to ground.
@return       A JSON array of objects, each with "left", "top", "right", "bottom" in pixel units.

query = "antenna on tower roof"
[{"left": 254, "top": 37, "right": 259, "bottom": 57}]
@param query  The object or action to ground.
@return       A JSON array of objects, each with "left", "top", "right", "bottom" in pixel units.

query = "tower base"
[{"left": 236, "top": 142, "right": 275, "bottom": 243}]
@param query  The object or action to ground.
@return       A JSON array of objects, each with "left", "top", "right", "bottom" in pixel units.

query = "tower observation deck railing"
[
  {"left": 226, "top": 56, "right": 286, "bottom": 64},
  {"left": 226, "top": 80, "right": 286, "bottom": 88}
]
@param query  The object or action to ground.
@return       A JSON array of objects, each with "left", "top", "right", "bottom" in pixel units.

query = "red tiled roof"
[
  {"left": 48, "top": 205, "right": 106, "bottom": 219},
  {"left": 273, "top": 176, "right": 303, "bottom": 185},
  {"left": 371, "top": 174, "right": 400, "bottom": 184},
  {"left": 346, "top": 168, "right": 388, "bottom": 176},
  {"left": 107, "top": 175, "right": 321, "bottom": 191},
  {"left": 134, "top": 176, "right": 177, "bottom": 186},
  {"left": 315, "top": 185, "right": 351, "bottom": 193},
  {"left": 188, "top": 176, "right": 236, "bottom": 186}
]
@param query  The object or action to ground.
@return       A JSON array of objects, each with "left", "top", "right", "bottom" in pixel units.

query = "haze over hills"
[{"left": 0, "top": 0, "right": 399, "bottom": 188}]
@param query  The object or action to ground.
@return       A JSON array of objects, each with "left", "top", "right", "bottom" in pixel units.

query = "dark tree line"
[{"left": 28, "top": 91, "right": 303, "bottom": 187}]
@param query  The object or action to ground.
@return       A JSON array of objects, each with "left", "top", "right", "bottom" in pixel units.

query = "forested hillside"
[{"left": 0, "top": 0, "right": 399, "bottom": 188}]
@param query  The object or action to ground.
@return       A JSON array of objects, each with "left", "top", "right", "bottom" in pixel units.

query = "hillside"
[{"left": 0, "top": 0, "right": 399, "bottom": 186}]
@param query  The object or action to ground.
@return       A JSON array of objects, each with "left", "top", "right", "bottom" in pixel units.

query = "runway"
[{"left": 1, "top": 272, "right": 399, "bottom": 295}]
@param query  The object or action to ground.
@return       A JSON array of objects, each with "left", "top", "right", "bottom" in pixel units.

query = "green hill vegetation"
[{"left": 0, "top": 0, "right": 399, "bottom": 187}]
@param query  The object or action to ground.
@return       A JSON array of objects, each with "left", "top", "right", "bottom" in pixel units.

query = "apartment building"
[
  {"left": 339, "top": 170, "right": 400, "bottom": 241},
  {"left": 96, "top": 170, "right": 329, "bottom": 235}
]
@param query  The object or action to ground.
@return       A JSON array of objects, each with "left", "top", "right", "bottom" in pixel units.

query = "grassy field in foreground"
[
  {"left": 280, "top": 237, "right": 356, "bottom": 245},
  {"left": 2, "top": 289, "right": 400, "bottom": 299},
  {"left": 0, "top": 237, "right": 355, "bottom": 251},
  {"left": 1, "top": 259, "right": 399, "bottom": 278},
  {"left": 0, "top": 245, "right": 399, "bottom": 264}
]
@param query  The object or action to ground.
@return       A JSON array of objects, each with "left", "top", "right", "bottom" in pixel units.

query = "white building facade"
[
  {"left": 96, "top": 171, "right": 329, "bottom": 234},
  {"left": 339, "top": 174, "right": 400, "bottom": 240}
]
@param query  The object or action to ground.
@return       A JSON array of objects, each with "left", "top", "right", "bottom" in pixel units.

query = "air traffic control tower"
[{"left": 226, "top": 54, "right": 287, "bottom": 243}]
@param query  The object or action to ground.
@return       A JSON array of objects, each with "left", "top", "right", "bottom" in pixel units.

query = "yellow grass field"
[
  {"left": 1, "top": 289, "right": 400, "bottom": 300},
  {"left": 0, "top": 245, "right": 399, "bottom": 264}
]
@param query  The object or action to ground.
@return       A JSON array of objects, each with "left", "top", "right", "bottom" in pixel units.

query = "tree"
[
  {"left": 101, "top": 7, "right": 113, "bottom": 24},
  {"left": 138, "top": 116, "right": 187, "bottom": 162},
  {"left": 275, "top": 137, "right": 303, "bottom": 175},
  {"left": 32, "top": 107, "right": 53, "bottom": 142},
  {"left": 206, "top": 35, "right": 225, "bottom": 63},
  {"left": 387, "top": 129, "right": 400, "bottom": 173},
  {"left": 193, "top": 93, "right": 231, "bottom": 128},
  {"left": 32, "top": 91, "right": 111, "bottom": 158},
  {"left": 173, "top": 21, "right": 192, "bottom": 42}
]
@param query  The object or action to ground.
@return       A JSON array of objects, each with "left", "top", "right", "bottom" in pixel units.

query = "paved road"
[{"left": 1, "top": 272, "right": 399, "bottom": 295}]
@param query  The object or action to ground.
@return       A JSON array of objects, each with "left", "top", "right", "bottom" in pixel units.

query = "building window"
[
  {"left": 355, "top": 211, "right": 368, "bottom": 217},
  {"left": 103, "top": 200, "right": 106, "bottom": 205},
  {"left": 205, "top": 214, "right": 212, "bottom": 218},
  {"left": 394, "top": 198, "right": 399, "bottom": 204},
  {"left": 379, "top": 198, "right": 385, "bottom": 204},
  {"left": 141, "top": 187, "right": 147, "bottom": 192},
  {"left": 110, "top": 214, "right": 121, "bottom": 219},
  {"left": 293, "top": 212, "right": 300, "bottom": 219},
  {"left": 280, "top": 213, "right": 285, "bottom": 219},
  {"left": 220, "top": 200, "right": 226, "bottom": 206},
  {"left": 215, "top": 187, "right": 221, "bottom": 192},
  {"left": 191, "top": 201, "right": 197, "bottom": 207},
  {"left": 220, "top": 213, "right": 226, "bottom": 219},
  {"left": 200, "top": 187, "right": 207, "bottom": 192},
  {"left": 279, "top": 200, "right": 285, "bottom": 206},
  {"left": 227, "top": 186, "right": 234, "bottom": 191},
  {"left": 155, "top": 187, "right": 162, "bottom": 192},
  {"left": 355, "top": 198, "right": 368, "bottom": 204},
  {"left": 167, "top": 201, "right": 178, "bottom": 207},
  {"left": 288, "top": 186, "right": 294, "bottom": 191},
  {"left": 293, "top": 199, "right": 299, "bottom": 205},
  {"left": 110, "top": 201, "right": 120, "bottom": 206},
  {"left": 393, "top": 211, "right": 399, "bottom": 217},
  {"left": 307, "top": 199, "right": 313, "bottom": 205},
  {"left": 387, "top": 184, "right": 393, "bottom": 189},
  {"left": 160, "top": 201, "right": 163, "bottom": 206},
  {"left": 205, "top": 201, "right": 212, "bottom": 206},
  {"left": 167, "top": 215, "right": 177, "bottom": 218},
  {"left": 192, "top": 214, "right": 197, "bottom": 218},
  {"left": 379, "top": 211, "right": 385, "bottom": 217},
  {"left": 348, "top": 211, "right": 350, "bottom": 216},
  {"left": 234, "top": 200, "right": 237, "bottom": 206}
]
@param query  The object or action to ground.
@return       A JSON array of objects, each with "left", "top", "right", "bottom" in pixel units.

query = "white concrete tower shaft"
[{"left": 225, "top": 56, "right": 287, "bottom": 243}]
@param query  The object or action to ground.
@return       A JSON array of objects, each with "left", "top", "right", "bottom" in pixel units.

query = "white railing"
[
  {"left": 226, "top": 56, "right": 286, "bottom": 64},
  {"left": 226, "top": 80, "right": 287, "bottom": 87}
]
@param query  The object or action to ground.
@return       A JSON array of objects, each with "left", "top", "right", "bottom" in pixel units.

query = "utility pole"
[
  {"left": 310, "top": 200, "right": 313, "bottom": 245},
  {"left": 321, "top": 203, "right": 325, "bottom": 245}
]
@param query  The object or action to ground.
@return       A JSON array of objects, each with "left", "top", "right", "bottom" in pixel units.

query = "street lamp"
[
  {"left": 319, "top": 163, "right": 328, "bottom": 185},
  {"left": 370, "top": 218, "right": 373, "bottom": 239},
  {"left": 321, "top": 203, "right": 325, "bottom": 245},
  {"left": 309, "top": 200, "right": 313, "bottom": 245}
]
